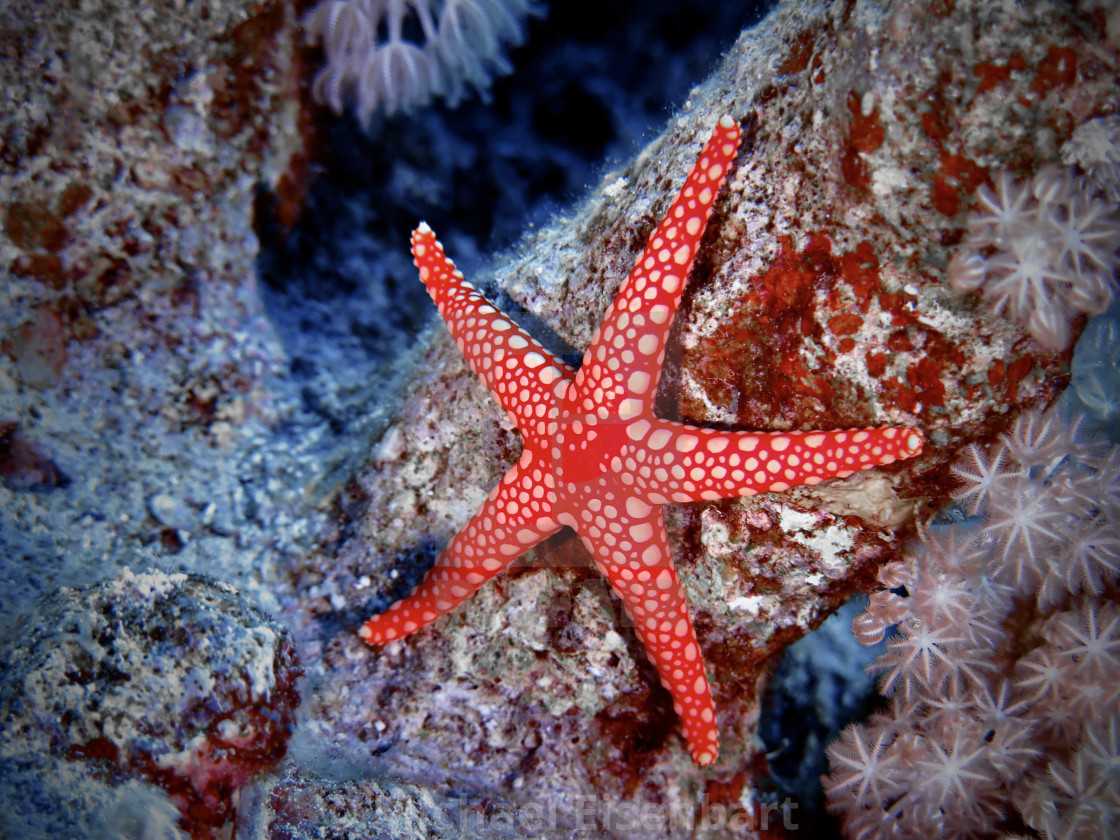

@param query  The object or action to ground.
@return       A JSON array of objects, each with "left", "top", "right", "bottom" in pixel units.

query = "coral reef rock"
[{"left": 0, "top": 567, "right": 301, "bottom": 838}]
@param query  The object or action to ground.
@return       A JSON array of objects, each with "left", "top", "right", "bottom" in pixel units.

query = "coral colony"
[
  {"left": 824, "top": 122, "right": 1120, "bottom": 838},
  {"left": 359, "top": 117, "right": 923, "bottom": 765},
  {"left": 304, "top": 0, "right": 541, "bottom": 120},
  {"left": 948, "top": 166, "right": 1120, "bottom": 351},
  {"left": 825, "top": 406, "right": 1120, "bottom": 838}
]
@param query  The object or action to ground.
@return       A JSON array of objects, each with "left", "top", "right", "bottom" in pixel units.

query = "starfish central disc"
[{"left": 557, "top": 419, "right": 633, "bottom": 483}]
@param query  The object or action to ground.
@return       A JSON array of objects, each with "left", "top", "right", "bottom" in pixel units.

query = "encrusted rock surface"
[
  {"left": 0, "top": 568, "right": 301, "bottom": 838},
  {"left": 255, "top": 765, "right": 527, "bottom": 840},
  {"left": 0, "top": 0, "right": 307, "bottom": 632}
]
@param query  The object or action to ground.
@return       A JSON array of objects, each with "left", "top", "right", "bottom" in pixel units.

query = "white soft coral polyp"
[
  {"left": 304, "top": 0, "right": 539, "bottom": 119},
  {"left": 968, "top": 171, "right": 1036, "bottom": 248},
  {"left": 948, "top": 165, "right": 1120, "bottom": 351}
]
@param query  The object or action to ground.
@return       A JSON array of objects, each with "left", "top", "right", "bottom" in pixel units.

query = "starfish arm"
[
  {"left": 570, "top": 501, "right": 718, "bottom": 765},
  {"left": 623, "top": 420, "right": 924, "bottom": 503},
  {"left": 411, "top": 223, "right": 576, "bottom": 438},
  {"left": 360, "top": 455, "right": 562, "bottom": 644},
  {"left": 570, "top": 115, "right": 741, "bottom": 421}
]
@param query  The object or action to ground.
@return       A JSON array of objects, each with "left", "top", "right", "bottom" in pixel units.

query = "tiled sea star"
[{"left": 361, "top": 116, "right": 923, "bottom": 765}]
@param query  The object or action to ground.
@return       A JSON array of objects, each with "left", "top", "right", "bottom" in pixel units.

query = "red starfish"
[{"left": 361, "top": 116, "right": 924, "bottom": 765}]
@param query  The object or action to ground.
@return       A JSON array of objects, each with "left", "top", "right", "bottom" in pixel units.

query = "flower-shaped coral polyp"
[
  {"left": 950, "top": 442, "right": 1021, "bottom": 516},
  {"left": 361, "top": 116, "right": 924, "bottom": 766}
]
